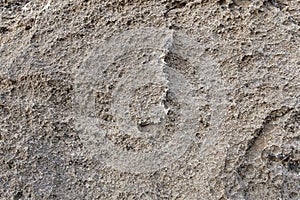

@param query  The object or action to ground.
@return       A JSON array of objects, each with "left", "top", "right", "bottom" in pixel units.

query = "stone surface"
[{"left": 0, "top": 0, "right": 299, "bottom": 199}]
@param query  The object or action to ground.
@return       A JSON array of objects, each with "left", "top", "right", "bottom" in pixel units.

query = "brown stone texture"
[{"left": 0, "top": 0, "right": 299, "bottom": 199}]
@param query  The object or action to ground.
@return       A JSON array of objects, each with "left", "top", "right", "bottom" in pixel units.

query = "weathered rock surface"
[{"left": 0, "top": 0, "right": 299, "bottom": 199}]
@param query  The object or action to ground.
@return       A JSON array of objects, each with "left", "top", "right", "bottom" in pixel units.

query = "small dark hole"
[
  {"left": 218, "top": 0, "right": 226, "bottom": 5},
  {"left": 0, "top": 27, "right": 9, "bottom": 34},
  {"left": 14, "top": 191, "right": 23, "bottom": 200},
  {"left": 126, "top": 145, "right": 133, "bottom": 151},
  {"left": 180, "top": 2, "right": 187, "bottom": 7},
  {"left": 228, "top": 3, "right": 235, "bottom": 9},
  {"left": 25, "top": 26, "right": 32, "bottom": 30}
]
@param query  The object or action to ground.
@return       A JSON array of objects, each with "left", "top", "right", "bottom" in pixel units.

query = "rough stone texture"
[{"left": 0, "top": 0, "right": 299, "bottom": 199}]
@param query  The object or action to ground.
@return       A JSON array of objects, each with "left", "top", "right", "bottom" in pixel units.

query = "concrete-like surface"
[{"left": 0, "top": 0, "right": 299, "bottom": 199}]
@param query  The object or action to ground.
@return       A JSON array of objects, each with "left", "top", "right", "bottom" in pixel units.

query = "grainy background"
[{"left": 0, "top": 0, "right": 299, "bottom": 199}]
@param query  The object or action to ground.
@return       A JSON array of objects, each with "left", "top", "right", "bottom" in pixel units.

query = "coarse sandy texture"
[{"left": 0, "top": 0, "right": 299, "bottom": 199}]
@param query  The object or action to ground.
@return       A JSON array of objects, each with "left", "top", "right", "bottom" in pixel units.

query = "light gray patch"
[{"left": 74, "top": 28, "right": 227, "bottom": 173}]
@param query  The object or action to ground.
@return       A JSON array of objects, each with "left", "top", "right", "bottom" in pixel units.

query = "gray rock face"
[
  {"left": 74, "top": 28, "right": 226, "bottom": 175},
  {"left": 0, "top": 1, "right": 299, "bottom": 199}
]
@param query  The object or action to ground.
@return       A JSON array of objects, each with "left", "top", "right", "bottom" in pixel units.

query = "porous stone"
[{"left": 0, "top": 0, "right": 299, "bottom": 199}]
